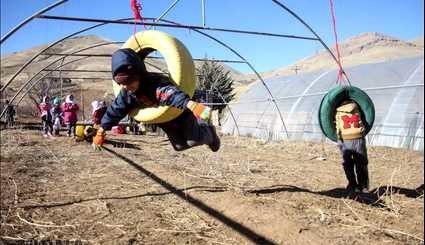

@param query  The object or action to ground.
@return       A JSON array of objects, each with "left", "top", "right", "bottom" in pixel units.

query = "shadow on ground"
[{"left": 247, "top": 184, "right": 423, "bottom": 209}]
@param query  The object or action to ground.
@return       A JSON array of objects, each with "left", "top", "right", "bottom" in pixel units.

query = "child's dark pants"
[
  {"left": 158, "top": 110, "right": 213, "bottom": 151},
  {"left": 337, "top": 137, "right": 369, "bottom": 190}
]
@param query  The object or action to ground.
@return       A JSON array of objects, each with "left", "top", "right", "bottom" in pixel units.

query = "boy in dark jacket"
[{"left": 93, "top": 48, "right": 220, "bottom": 152}]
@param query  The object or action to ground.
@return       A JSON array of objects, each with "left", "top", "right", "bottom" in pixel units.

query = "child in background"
[
  {"left": 38, "top": 96, "right": 53, "bottom": 137},
  {"left": 62, "top": 94, "right": 79, "bottom": 137},
  {"left": 4, "top": 100, "right": 16, "bottom": 128},
  {"left": 91, "top": 100, "right": 107, "bottom": 126},
  {"left": 50, "top": 97, "right": 63, "bottom": 136}
]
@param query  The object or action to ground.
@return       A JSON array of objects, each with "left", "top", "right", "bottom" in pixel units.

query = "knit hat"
[
  {"left": 113, "top": 65, "right": 140, "bottom": 85},
  {"left": 53, "top": 97, "right": 61, "bottom": 105}
]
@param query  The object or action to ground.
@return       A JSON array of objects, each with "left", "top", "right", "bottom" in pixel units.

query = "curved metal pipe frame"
[
  {"left": 2, "top": 9, "right": 337, "bottom": 138},
  {"left": 15, "top": 56, "right": 89, "bottom": 106},
  {"left": 0, "top": 41, "right": 123, "bottom": 118},
  {"left": 271, "top": 0, "right": 352, "bottom": 85},
  {"left": 1, "top": 19, "right": 127, "bottom": 93},
  {"left": 0, "top": 0, "right": 68, "bottom": 44},
  {"left": 214, "top": 90, "right": 240, "bottom": 136},
  {"left": 151, "top": 18, "right": 289, "bottom": 139},
  {"left": 1, "top": 17, "right": 266, "bottom": 138}
]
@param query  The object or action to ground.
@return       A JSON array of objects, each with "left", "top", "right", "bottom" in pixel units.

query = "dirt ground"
[{"left": 0, "top": 127, "right": 423, "bottom": 245}]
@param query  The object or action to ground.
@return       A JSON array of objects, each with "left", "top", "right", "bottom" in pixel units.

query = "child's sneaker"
[
  {"left": 43, "top": 134, "right": 48, "bottom": 138},
  {"left": 208, "top": 125, "right": 220, "bottom": 152}
]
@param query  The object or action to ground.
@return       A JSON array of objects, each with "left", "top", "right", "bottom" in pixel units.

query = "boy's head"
[
  {"left": 111, "top": 48, "right": 146, "bottom": 92},
  {"left": 113, "top": 65, "right": 141, "bottom": 92}
]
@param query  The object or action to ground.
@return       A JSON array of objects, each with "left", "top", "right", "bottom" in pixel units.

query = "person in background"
[
  {"left": 50, "top": 97, "right": 63, "bottom": 136},
  {"left": 38, "top": 96, "right": 53, "bottom": 137},
  {"left": 335, "top": 100, "right": 370, "bottom": 194},
  {"left": 62, "top": 94, "right": 79, "bottom": 137},
  {"left": 92, "top": 48, "right": 220, "bottom": 152},
  {"left": 4, "top": 100, "right": 16, "bottom": 128},
  {"left": 91, "top": 100, "right": 107, "bottom": 126}
]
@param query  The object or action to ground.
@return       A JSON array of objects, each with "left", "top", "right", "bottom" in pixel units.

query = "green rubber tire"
[{"left": 318, "top": 86, "right": 375, "bottom": 142}]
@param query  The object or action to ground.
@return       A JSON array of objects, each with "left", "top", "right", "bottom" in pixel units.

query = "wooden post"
[{"left": 80, "top": 86, "right": 84, "bottom": 121}]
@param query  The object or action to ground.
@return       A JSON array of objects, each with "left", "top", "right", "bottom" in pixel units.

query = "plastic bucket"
[{"left": 75, "top": 125, "right": 85, "bottom": 139}]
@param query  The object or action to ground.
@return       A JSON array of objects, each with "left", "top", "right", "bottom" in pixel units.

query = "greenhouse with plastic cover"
[{"left": 221, "top": 56, "right": 424, "bottom": 151}]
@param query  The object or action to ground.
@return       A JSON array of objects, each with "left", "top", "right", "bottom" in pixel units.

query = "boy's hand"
[
  {"left": 186, "top": 101, "right": 211, "bottom": 121},
  {"left": 92, "top": 128, "right": 105, "bottom": 151}
]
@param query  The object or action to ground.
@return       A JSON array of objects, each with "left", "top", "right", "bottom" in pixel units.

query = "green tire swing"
[{"left": 318, "top": 86, "right": 375, "bottom": 142}]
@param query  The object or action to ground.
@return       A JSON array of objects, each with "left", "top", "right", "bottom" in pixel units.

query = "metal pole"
[
  {"left": 155, "top": 0, "right": 181, "bottom": 23},
  {"left": 42, "top": 53, "right": 247, "bottom": 64},
  {"left": 80, "top": 86, "right": 84, "bottom": 121},
  {"left": 41, "top": 76, "right": 111, "bottom": 80},
  {"left": 44, "top": 69, "right": 111, "bottom": 72},
  {"left": 201, "top": 0, "right": 206, "bottom": 27},
  {"left": 36, "top": 15, "right": 319, "bottom": 41},
  {"left": 215, "top": 90, "right": 240, "bottom": 136},
  {"left": 1, "top": 0, "right": 68, "bottom": 44},
  {"left": 271, "top": 0, "right": 351, "bottom": 85},
  {"left": 59, "top": 57, "right": 65, "bottom": 98}
]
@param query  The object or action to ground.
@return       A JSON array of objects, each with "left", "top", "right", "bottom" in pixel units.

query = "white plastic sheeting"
[{"left": 222, "top": 56, "right": 424, "bottom": 151}]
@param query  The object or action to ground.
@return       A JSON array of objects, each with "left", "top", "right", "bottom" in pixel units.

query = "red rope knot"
[{"left": 130, "top": 0, "right": 147, "bottom": 32}]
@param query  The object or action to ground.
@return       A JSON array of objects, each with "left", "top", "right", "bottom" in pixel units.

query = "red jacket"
[
  {"left": 62, "top": 102, "right": 79, "bottom": 123},
  {"left": 92, "top": 107, "right": 107, "bottom": 125},
  {"left": 38, "top": 102, "right": 51, "bottom": 117}
]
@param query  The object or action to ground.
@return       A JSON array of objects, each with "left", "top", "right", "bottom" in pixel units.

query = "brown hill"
[{"left": 244, "top": 32, "right": 424, "bottom": 82}]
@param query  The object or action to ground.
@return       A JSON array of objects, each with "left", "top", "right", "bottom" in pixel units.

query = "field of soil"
[{"left": 0, "top": 127, "right": 423, "bottom": 244}]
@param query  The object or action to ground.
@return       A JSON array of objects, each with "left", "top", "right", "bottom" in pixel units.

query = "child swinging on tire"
[{"left": 92, "top": 48, "right": 220, "bottom": 152}]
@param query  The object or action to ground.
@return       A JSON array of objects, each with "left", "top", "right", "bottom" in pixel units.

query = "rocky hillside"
[{"left": 245, "top": 32, "right": 424, "bottom": 82}]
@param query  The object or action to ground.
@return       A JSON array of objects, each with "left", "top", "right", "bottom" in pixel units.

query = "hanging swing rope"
[{"left": 329, "top": 0, "right": 350, "bottom": 86}]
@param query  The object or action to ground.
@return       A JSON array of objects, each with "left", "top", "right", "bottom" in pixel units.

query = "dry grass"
[{"left": 1, "top": 128, "right": 423, "bottom": 244}]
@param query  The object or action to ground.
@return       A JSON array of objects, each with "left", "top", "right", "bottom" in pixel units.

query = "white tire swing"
[{"left": 112, "top": 30, "right": 196, "bottom": 124}]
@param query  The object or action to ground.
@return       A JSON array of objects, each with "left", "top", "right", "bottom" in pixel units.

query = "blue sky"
[{"left": 1, "top": 0, "right": 424, "bottom": 73}]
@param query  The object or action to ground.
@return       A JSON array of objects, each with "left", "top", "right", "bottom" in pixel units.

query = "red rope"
[
  {"left": 329, "top": 0, "right": 344, "bottom": 83},
  {"left": 130, "top": 0, "right": 146, "bottom": 33}
]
